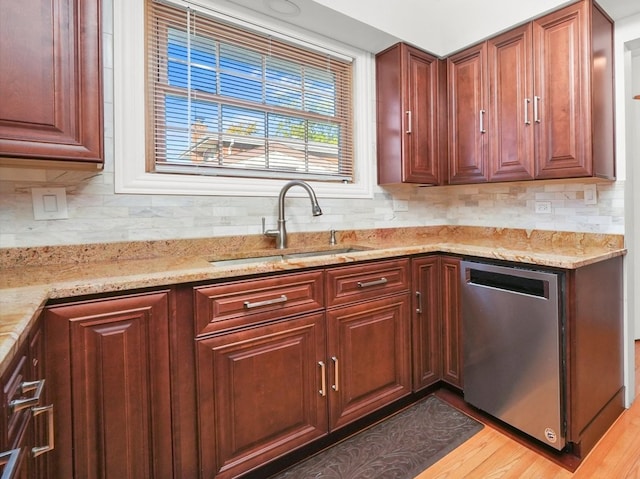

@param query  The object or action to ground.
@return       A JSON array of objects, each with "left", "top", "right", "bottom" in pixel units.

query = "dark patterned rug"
[{"left": 270, "top": 395, "right": 483, "bottom": 479}]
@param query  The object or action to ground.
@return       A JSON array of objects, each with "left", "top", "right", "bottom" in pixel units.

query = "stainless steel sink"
[{"left": 210, "top": 247, "right": 367, "bottom": 267}]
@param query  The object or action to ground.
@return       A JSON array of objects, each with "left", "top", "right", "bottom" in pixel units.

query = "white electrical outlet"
[
  {"left": 584, "top": 184, "right": 597, "bottom": 205},
  {"left": 32, "top": 187, "right": 69, "bottom": 220},
  {"left": 534, "top": 201, "right": 552, "bottom": 214},
  {"left": 392, "top": 199, "right": 409, "bottom": 212}
]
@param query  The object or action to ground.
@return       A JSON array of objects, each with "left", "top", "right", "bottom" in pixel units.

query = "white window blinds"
[{"left": 146, "top": 0, "right": 354, "bottom": 182}]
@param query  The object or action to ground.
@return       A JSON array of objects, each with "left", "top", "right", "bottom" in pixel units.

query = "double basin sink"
[{"left": 210, "top": 247, "right": 368, "bottom": 267}]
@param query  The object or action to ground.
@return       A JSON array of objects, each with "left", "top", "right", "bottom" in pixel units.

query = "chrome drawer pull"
[
  {"left": 331, "top": 356, "right": 339, "bottom": 392},
  {"left": 10, "top": 379, "right": 45, "bottom": 412},
  {"left": 534, "top": 96, "right": 541, "bottom": 123},
  {"left": 243, "top": 294, "right": 287, "bottom": 309},
  {"left": 357, "top": 277, "right": 388, "bottom": 288},
  {"left": 318, "top": 361, "right": 327, "bottom": 397},
  {"left": 0, "top": 448, "right": 20, "bottom": 479},
  {"left": 31, "top": 404, "right": 55, "bottom": 458},
  {"left": 524, "top": 98, "right": 531, "bottom": 125}
]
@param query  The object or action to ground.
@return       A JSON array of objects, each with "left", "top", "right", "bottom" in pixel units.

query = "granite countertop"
[{"left": 0, "top": 226, "right": 626, "bottom": 376}]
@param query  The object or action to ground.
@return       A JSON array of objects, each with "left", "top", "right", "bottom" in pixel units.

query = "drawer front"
[
  {"left": 195, "top": 270, "right": 324, "bottom": 336},
  {"left": 1, "top": 349, "right": 30, "bottom": 450},
  {"left": 326, "top": 258, "right": 410, "bottom": 308}
]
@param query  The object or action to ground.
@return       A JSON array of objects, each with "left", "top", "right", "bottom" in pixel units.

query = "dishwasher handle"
[{"left": 465, "top": 267, "right": 550, "bottom": 299}]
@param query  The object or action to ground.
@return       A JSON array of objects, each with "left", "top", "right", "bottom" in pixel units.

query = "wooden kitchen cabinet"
[
  {"left": 533, "top": 0, "right": 614, "bottom": 180},
  {"left": 565, "top": 256, "right": 624, "bottom": 456},
  {"left": 0, "top": 0, "right": 103, "bottom": 167},
  {"left": 440, "top": 256, "right": 463, "bottom": 388},
  {"left": 447, "top": 0, "right": 614, "bottom": 185},
  {"left": 325, "top": 259, "right": 412, "bottom": 429},
  {"left": 0, "top": 317, "right": 51, "bottom": 479},
  {"left": 447, "top": 43, "right": 490, "bottom": 184},
  {"left": 194, "top": 271, "right": 326, "bottom": 479},
  {"left": 196, "top": 313, "right": 328, "bottom": 479},
  {"left": 411, "top": 256, "right": 463, "bottom": 391},
  {"left": 411, "top": 256, "right": 442, "bottom": 391},
  {"left": 486, "top": 24, "right": 536, "bottom": 182},
  {"left": 45, "top": 290, "right": 174, "bottom": 479},
  {"left": 195, "top": 260, "right": 411, "bottom": 478},
  {"left": 376, "top": 43, "right": 445, "bottom": 185}
]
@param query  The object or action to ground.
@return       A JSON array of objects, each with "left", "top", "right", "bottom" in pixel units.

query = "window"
[
  {"left": 149, "top": 1, "right": 353, "bottom": 182},
  {"left": 114, "top": 0, "right": 374, "bottom": 197}
]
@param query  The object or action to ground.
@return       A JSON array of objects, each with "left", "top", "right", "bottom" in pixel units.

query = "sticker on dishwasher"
[{"left": 544, "top": 428, "right": 558, "bottom": 444}]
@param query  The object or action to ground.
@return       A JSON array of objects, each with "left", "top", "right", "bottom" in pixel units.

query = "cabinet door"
[
  {"left": 441, "top": 257, "right": 463, "bottom": 388},
  {"left": 533, "top": 1, "right": 590, "bottom": 179},
  {"left": 487, "top": 24, "right": 535, "bottom": 182},
  {"left": 45, "top": 291, "right": 173, "bottom": 479},
  {"left": 411, "top": 256, "right": 442, "bottom": 391},
  {"left": 0, "top": 0, "right": 102, "bottom": 165},
  {"left": 197, "top": 313, "right": 327, "bottom": 479},
  {"left": 376, "top": 43, "right": 442, "bottom": 185},
  {"left": 326, "top": 295, "right": 411, "bottom": 430},
  {"left": 448, "top": 43, "right": 489, "bottom": 184},
  {"left": 404, "top": 46, "right": 441, "bottom": 184}
]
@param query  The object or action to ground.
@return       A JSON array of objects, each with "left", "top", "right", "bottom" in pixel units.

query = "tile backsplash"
[{"left": 0, "top": 164, "right": 624, "bottom": 248}]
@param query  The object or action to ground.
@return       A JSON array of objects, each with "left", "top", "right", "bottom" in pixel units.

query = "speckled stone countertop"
[{"left": 0, "top": 226, "right": 626, "bottom": 375}]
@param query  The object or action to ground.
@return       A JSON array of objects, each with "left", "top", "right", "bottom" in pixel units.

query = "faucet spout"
[{"left": 264, "top": 180, "right": 323, "bottom": 249}]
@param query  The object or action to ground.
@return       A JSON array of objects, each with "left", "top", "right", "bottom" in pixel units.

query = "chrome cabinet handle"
[
  {"left": 243, "top": 295, "right": 287, "bottom": 309},
  {"left": 416, "top": 291, "right": 422, "bottom": 314},
  {"left": 479, "top": 109, "right": 486, "bottom": 133},
  {"left": 10, "top": 379, "right": 44, "bottom": 412},
  {"left": 405, "top": 111, "right": 412, "bottom": 134},
  {"left": 534, "top": 96, "right": 541, "bottom": 123},
  {"left": 31, "top": 404, "right": 55, "bottom": 458},
  {"left": 357, "top": 277, "right": 387, "bottom": 288},
  {"left": 318, "top": 361, "right": 326, "bottom": 397},
  {"left": 0, "top": 448, "right": 20, "bottom": 479},
  {"left": 524, "top": 98, "right": 531, "bottom": 125},
  {"left": 331, "top": 356, "right": 339, "bottom": 391}
]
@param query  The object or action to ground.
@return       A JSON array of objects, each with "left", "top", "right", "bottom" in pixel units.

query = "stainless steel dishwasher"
[{"left": 460, "top": 260, "right": 565, "bottom": 450}]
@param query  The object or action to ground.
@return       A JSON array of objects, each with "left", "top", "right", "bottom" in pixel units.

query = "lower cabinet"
[
  {"left": 411, "top": 255, "right": 463, "bottom": 391},
  {"left": 44, "top": 290, "right": 174, "bottom": 479},
  {"left": 196, "top": 313, "right": 328, "bottom": 479},
  {"left": 0, "top": 317, "right": 51, "bottom": 479},
  {"left": 195, "top": 259, "right": 412, "bottom": 478}
]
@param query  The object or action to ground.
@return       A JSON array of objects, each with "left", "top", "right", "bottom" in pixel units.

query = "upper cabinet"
[
  {"left": 447, "top": 43, "right": 490, "bottom": 184},
  {"left": 379, "top": 0, "right": 615, "bottom": 187},
  {"left": 0, "top": 0, "right": 103, "bottom": 168},
  {"left": 447, "top": 0, "right": 614, "bottom": 185},
  {"left": 376, "top": 43, "right": 445, "bottom": 185},
  {"left": 533, "top": 0, "right": 614, "bottom": 180}
]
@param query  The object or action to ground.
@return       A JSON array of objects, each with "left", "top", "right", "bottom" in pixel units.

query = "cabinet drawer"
[
  {"left": 194, "top": 271, "right": 324, "bottom": 336},
  {"left": 1, "top": 349, "right": 30, "bottom": 450},
  {"left": 326, "top": 259, "right": 410, "bottom": 308}
]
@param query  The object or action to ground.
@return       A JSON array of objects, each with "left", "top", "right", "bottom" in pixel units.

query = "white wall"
[{"left": 613, "top": 12, "right": 640, "bottom": 406}]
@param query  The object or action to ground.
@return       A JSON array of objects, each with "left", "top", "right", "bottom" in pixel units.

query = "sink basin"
[{"left": 210, "top": 247, "right": 368, "bottom": 267}]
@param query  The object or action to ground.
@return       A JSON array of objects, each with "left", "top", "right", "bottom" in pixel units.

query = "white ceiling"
[{"left": 225, "top": 0, "right": 640, "bottom": 56}]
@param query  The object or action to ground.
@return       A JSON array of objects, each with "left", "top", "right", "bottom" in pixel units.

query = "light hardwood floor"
[{"left": 417, "top": 342, "right": 640, "bottom": 478}]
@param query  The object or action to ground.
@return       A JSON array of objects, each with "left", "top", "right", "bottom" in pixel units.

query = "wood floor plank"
[{"left": 416, "top": 428, "right": 512, "bottom": 478}]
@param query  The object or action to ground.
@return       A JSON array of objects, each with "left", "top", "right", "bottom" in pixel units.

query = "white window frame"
[{"left": 113, "top": 0, "right": 375, "bottom": 198}]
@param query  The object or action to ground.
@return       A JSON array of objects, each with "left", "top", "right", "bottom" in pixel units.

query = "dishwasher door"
[{"left": 461, "top": 260, "right": 565, "bottom": 450}]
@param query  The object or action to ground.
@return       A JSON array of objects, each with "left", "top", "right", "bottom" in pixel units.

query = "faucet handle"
[{"left": 330, "top": 229, "right": 337, "bottom": 246}]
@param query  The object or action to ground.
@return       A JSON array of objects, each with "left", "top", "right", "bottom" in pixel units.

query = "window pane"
[
  {"left": 266, "top": 57, "right": 302, "bottom": 109},
  {"left": 305, "top": 67, "right": 336, "bottom": 115}
]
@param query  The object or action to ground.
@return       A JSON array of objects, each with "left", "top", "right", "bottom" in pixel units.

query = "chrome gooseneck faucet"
[{"left": 263, "top": 180, "right": 323, "bottom": 249}]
